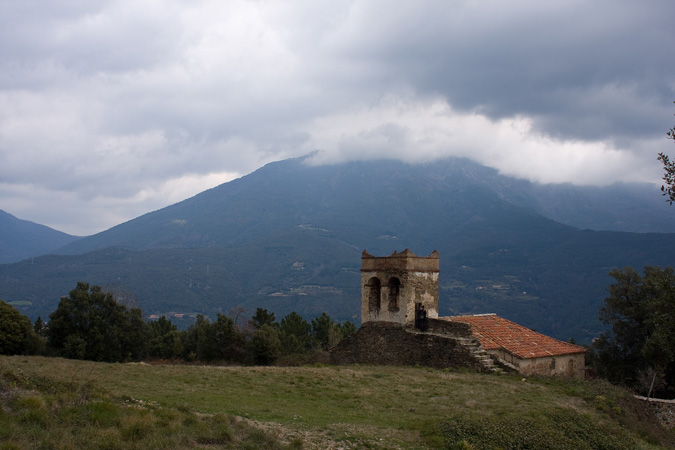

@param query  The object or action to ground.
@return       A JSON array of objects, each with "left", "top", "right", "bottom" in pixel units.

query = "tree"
[
  {"left": 182, "top": 314, "right": 219, "bottom": 361},
  {"left": 279, "top": 312, "right": 311, "bottom": 355},
  {"left": 250, "top": 308, "right": 277, "bottom": 329},
  {"left": 321, "top": 317, "right": 357, "bottom": 349},
  {"left": 213, "top": 313, "right": 246, "bottom": 362},
  {"left": 0, "top": 300, "right": 38, "bottom": 355},
  {"left": 148, "top": 316, "right": 183, "bottom": 360},
  {"left": 311, "top": 312, "right": 335, "bottom": 350},
  {"left": 34, "top": 316, "right": 46, "bottom": 337},
  {"left": 593, "top": 266, "right": 675, "bottom": 397},
  {"left": 182, "top": 313, "right": 245, "bottom": 362},
  {"left": 249, "top": 324, "right": 282, "bottom": 365},
  {"left": 657, "top": 101, "right": 675, "bottom": 204},
  {"left": 47, "top": 282, "right": 150, "bottom": 362}
]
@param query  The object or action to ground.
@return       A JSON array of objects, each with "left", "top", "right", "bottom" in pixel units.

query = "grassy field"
[{"left": 1, "top": 356, "right": 674, "bottom": 449}]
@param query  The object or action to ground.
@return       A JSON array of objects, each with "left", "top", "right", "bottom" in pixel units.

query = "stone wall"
[
  {"left": 515, "top": 353, "right": 585, "bottom": 379},
  {"left": 330, "top": 321, "right": 488, "bottom": 372},
  {"left": 635, "top": 396, "right": 675, "bottom": 428},
  {"left": 361, "top": 249, "right": 439, "bottom": 273},
  {"left": 424, "top": 318, "right": 472, "bottom": 337}
]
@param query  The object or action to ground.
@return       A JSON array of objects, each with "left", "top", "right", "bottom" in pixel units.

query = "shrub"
[{"left": 440, "top": 408, "right": 635, "bottom": 449}]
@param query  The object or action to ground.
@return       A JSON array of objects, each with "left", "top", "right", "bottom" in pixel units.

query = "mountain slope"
[
  {"left": 0, "top": 210, "right": 81, "bottom": 264},
  {"left": 482, "top": 176, "right": 675, "bottom": 233},
  {"left": 2, "top": 157, "right": 674, "bottom": 342},
  {"left": 55, "top": 157, "right": 675, "bottom": 255}
]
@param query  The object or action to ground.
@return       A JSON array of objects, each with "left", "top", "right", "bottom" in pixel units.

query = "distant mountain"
[
  {"left": 0, "top": 210, "right": 81, "bottom": 264},
  {"left": 477, "top": 176, "right": 675, "bottom": 234},
  {"left": 55, "top": 158, "right": 675, "bottom": 259},
  {"left": 1, "top": 157, "right": 674, "bottom": 343}
]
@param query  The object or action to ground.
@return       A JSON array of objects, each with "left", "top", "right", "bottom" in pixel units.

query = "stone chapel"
[{"left": 330, "top": 249, "right": 587, "bottom": 378}]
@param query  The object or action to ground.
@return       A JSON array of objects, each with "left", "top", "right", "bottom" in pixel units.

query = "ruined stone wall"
[
  {"left": 330, "top": 321, "right": 487, "bottom": 371},
  {"left": 361, "top": 249, "right": 439, "bottom": 272},
  {"left": 635, "top": 396, "right": 675, "bottom": 428}
]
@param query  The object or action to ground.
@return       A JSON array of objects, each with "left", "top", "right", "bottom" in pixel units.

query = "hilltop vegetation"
[
  {"left": 1, "top": 356, "right": 673, "bottom": 449},
  {"left": 1, "top": 283, "right": 355, "bottom": 367}
]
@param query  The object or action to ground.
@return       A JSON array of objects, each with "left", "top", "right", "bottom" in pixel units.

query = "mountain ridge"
[
  {"left": 2, "top": 157, "right": 674, "bottom": 343},
  {"left": 52, "top": 157, "right": 675, "bottom": 257},
  {"left": 0, "top": 210, "right": 81, "bottom": 264}
]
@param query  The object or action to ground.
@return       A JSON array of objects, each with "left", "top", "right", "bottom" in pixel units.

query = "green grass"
[{"left": 1, "top": 356, "right": 673, "bottom": 449}]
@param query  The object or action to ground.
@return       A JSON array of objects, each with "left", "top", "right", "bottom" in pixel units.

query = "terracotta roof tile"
[{"left": 445, "top": 314, "right": 586, "bottom": 359}]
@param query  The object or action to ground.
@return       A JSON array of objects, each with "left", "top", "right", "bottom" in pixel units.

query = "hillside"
[
  {"left": 1, "top": 157, "right": 675, "bottom": 342},
  {"left": 1, "top": 356, "right": 673, "bottom": 449},
  {"left": 0, "top": 210, "right": 81, "bottom": 264}
]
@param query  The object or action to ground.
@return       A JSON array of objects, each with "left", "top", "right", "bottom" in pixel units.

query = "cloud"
[
  {"left": 0, "top": 0, "right": 673, "bottom": 234},
  {"left": 302, "top": 95, "right": 654, "bottom": 185}
]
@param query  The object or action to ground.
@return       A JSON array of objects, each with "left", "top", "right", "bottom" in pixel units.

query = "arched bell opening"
[
  {"left": 388, "top": 277, "right": 401, "bottom": 312},
  {"left": 366, "top": 277, "right": 381, "bottom": 313}
]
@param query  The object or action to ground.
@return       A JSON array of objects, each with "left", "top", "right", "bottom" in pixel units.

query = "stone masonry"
[
  {"left": 331, "top": 249, "right": 504, "bottom": 372},
  {"left": 330, "top": 320, "right": 495, "bottom": 372},
  {"left": 360, "top": 249, "right": 439, "bottom": 326}
]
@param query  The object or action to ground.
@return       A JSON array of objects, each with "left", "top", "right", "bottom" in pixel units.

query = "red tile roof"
[{"left": 445, "top": 314, "right": 586, "bottom": 359}]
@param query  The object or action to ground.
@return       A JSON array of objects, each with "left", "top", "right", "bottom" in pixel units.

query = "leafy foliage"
[
  {"left": 47, "top": 282, "right": 150, "bottom": 362},
  {"left": 148, "top": 316, "right": 183, "bottom": 359},
  {"left": 592, "top": 266, "right": 675, "bottom": 397},
  {"left": 41, "top": 282, "right": 353, "bottom": 366},
  {"left": 657, "top": 100, "right": 675, "bottom": 204},
  {"left": 0, "top": 300, "right": 40, "bottom": 355},
  {"left": 279, "top": 311, "right": 312, "bottom": 355},
  {"left": 658, "top": 153, "right": 675, "bottom": 205},
  {"left": 182, "top": 314, "right": 246, "bottom": 363},
  {"left": 311, "top": 312, "right": 334, "bottom": 350},
  {"left": 250, "top": 307, "right": 277, "bottom": 329},
  {"left": 249, "top": 324, "right": 282, "bottom": 365}
]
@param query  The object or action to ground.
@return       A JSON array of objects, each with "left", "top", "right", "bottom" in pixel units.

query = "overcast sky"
[{"left": 1, "top": 0, "right": 674, "bottom": 235}]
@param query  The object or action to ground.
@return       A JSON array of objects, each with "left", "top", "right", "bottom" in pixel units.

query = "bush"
[
  {"left": 0, "top": 300, "right": 40, "bottom": 355},
  {"left": 440, "top": 408, "right": 636, "bottom": 450}
]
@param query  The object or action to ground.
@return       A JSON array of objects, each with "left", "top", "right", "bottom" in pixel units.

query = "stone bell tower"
[{"left": 360, "top": 249, "right": 439, "bottom": 326}]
